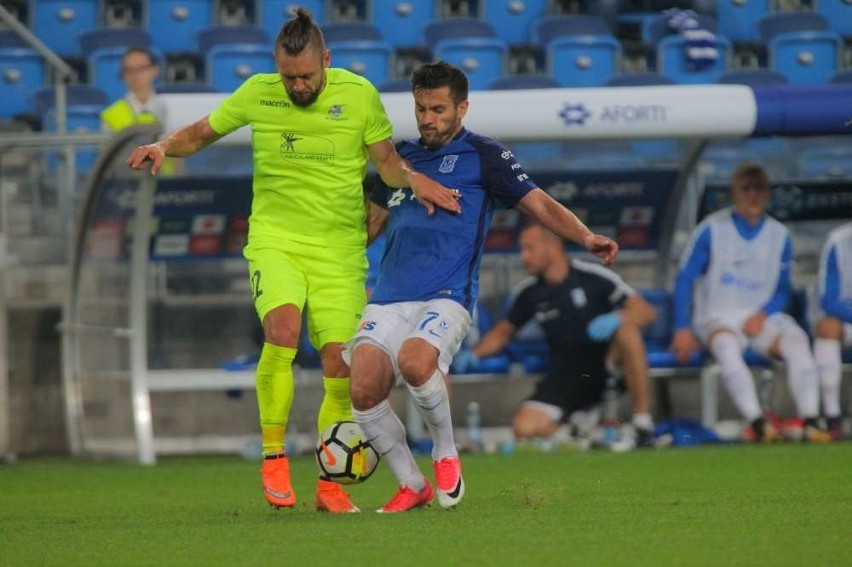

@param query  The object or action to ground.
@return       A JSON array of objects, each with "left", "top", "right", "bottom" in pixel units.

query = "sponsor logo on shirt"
[
  {"left": 260, "top": 99, "right": 290, "bottom": 108},
  {"left": 326, "top": 104, "right": 348, "bottom": 120},
  {"left": 279, "top": 132, "right": 334, "bottom": 165},
  {"left": 571, "top": 288, "right": 587, "bottom": 308}
]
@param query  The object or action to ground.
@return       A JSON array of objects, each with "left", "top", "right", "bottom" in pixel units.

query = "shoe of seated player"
[
  {"left": 433, "top": 457, "right": 465, "bottom": 509},
  {"left": 635, "top": 428, "right": 656, "bottom": 448},
  {"left": 826, "top": 416, "right": 844, "bottom": 441},
  {"left": 802, "top": 424, "right": 833, "bottom": 443},
  {"left": 377, "top": 479, "right": 434, "bottom": 513},
  {"left": 261, "top": 452, "right": 296, "bottom": 508},
  {"left": 316, "top": 478, "right": 360, "bottom": 513}
]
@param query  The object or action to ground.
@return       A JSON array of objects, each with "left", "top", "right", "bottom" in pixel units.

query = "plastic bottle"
[
  {"left": 601, "top": 374, "right": 620, "bottom": 444},
  {"left": 466, "top": 401, "right": 483, "bottom": 453}
]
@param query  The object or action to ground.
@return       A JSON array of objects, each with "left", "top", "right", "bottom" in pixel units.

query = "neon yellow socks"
[{"left": 256, "top": 343, "right": 297, "bottom": 456}]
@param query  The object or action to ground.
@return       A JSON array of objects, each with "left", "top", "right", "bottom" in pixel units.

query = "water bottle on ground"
[
  {"left": 601, "top": 374, "right": 620, "bottom": 445},
  {"left": 466, "top": 401, "right": 483, "bottom": 453}
]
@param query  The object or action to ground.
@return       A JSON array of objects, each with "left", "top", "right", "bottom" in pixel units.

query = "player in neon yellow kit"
[{"left": 127, "top": 8, "right": 461, "bottom": 513}]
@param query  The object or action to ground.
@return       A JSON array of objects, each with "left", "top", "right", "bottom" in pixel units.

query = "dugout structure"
[{"left": 60, "top": 84, "right": 852, "bottom": 464}]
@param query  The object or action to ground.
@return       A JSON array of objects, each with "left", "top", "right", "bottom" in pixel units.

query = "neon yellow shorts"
[{"left": 244, "top": 237, "right": 367, "bottom": 348}]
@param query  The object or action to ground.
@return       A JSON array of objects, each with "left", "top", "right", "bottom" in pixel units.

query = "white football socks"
[
  {"left": 408, "top": 370, "right": 458, "bottom": 461},
  {"left": 709, "top": 332, "right": 762, "bottom": 421},
  {"left": 353, "top": 400, "right": 425, "bottom": 490},
  {"left": 777, "top": 327, "right": 820, "bottom": 419},
  {"left": 813, "top": 337, "right": 842, "bottom": 418}
]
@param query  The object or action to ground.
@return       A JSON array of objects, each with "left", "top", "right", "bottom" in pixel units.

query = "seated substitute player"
[
  {"left": 455, "top": 222, "right": 658, "bottom": 447},
  {"left": 344, "top": 61, "right": 618, "bottom": 513},
  {"left": 669, "top": 161, "right": 831, "bottom": 443},
  {"left": 812, "top": 221, "right": 852, "bottom": 440},
  {"left": 127, "top": 9, "right": 462, "bottom": 514}
]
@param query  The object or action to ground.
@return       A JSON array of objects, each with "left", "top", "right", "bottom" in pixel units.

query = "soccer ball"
[{"left": 315, "top": 420, "right": 380, "bottom": 485}]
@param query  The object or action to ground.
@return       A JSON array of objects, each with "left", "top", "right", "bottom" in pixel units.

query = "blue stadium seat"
[
  {"left": 196, "top": 25, "right": 269, "bottom": 53},
  {"left": 43, "top": 104, "right": 104, "bottom": 173},
  {"left": 531, "top": 14, "right": 613, "bottom": 45},
  {"left": 423, "top": 18, "right": 496, "bottom": 46},
  {"left": 79, "top": 29, "right": 156, "bottom": 101},
  {"left": 816, "top": 0, "right": 852, "bottom": 38},
  {"left": 206, "top": 44, "right": 274, "bottom": 92},
  {"left": 321, "top": 22, "right": 392, "bottom": 85},
  {"left": 831, "top": 70, "right": 852, "bottom": 84},
  {"left": 156, "top": 82, "right": 217, "bottom": 94},
  {"left": 766, "top": 31, "right": 842, "bottom": 85},
  {"left": 640, "top": 289, "right": 707, "bottom": 369},
  {"left": 377, "top": 77, "right": 410, "bottom": 92},
  {"left": 656, "top": 33, "right": 731, "bottom": 84},
  {"left": 714, "top": 0, "right": 771, "bottom": 43},
  {"left": 717, "top": 69, "right": 788, "bottom": 86},
  {"left": 433, "top": 38, "right": 508, "bottom": 91},
  {"left": 757, "top": 11, "right": 829, "bottom": 42},
  {"left": 530, "top": 15, "right": 620, "bottom": 88},
  {"left": 32, "top": 84, "right": 108, "bottom": 114},
  {"left": 488, "top": 73, "right": 559, "bottom": 90},
  {"left": 328, "top": 40, "right": 392, "bottom": 85},
  {"left": 370, "top": 0, "right": 435, "bottom": 49},
  {"left": 0, "top": 31, "right": 46, "bottom": 118},
  {"left": 451, "top": 302, "right": 511, "bottom": 375},
  {"left": 605, "top": 72, "right": 674, "bottom": 86},
  {"left": 146, "top": 0, "right": 212, "bottom": 56},
  {"left": 30, "top": 0, "right": 98, "bottom": 58},
  {"left": 423, "top": 21, "right": 505, "bottom": 91},
  {"left": 258, "top": 0, "right": 325, "bottom": 45},
  {"left": 482, "top": 0, "right": 548, "bottom": 45}
]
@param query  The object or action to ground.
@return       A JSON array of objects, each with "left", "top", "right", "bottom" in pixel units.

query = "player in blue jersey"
[
  {"left": 342, "top": 62, "right": 618, "bottom": 513},
  {"left": 670, "top": 162, "right": 830, "bottom": 443},
  {"left": 811, "top": 222, "right": 852, "bottom": 440}
]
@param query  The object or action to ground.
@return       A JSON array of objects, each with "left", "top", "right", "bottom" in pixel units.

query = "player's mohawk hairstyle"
[{"left": 276, "top": 7, "right": 325, "bottom": 55}]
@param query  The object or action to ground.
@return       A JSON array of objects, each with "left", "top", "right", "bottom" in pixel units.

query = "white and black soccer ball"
[{"left": 316, "top": 420, "right": 380, "bottom": 485}]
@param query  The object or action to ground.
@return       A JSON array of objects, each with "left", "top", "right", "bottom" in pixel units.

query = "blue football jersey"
[{"left": 369, "top": 128, "right": 536, "bottom": 312}]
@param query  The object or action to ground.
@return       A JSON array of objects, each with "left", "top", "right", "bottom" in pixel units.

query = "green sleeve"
[
  {"left": 208, "top": 78, "right": 252, "bottom": 135},
  {"left": 363, "top": 82, "right": 393, "bottom": 146}
]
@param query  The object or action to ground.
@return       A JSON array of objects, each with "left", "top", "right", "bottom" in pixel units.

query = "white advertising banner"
[{"left": 160, "top": 84, "right": 758, "bottom": 144}]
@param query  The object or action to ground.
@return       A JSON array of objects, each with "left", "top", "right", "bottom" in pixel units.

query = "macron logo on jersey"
[{"left": 260, "top": 99, "right": 290, "bottom": 108}]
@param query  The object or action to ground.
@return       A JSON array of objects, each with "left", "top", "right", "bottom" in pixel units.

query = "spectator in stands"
[
  {"left": 344, "top": 62, "right": 618, "bottom": 512},
  {"left": 581, "top": 0, "right": 714, "bottom": 29},
  {"left": 100, "top": 47, "right": 165, "bottom": 132},
  {"left": 669, "top": 161, "right": 831, "bottom": 443},
  {"left": 812, "top": 222, "right": 852, "bottom": 440},
  {"left": 456, "top": 221, "right": 656, "bottom": 448},
  {"left": 127, "top": 8, "right": 462, "bottom": 514}
]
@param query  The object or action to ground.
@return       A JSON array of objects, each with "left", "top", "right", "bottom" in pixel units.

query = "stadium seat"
[
  {"left": 42, "top": 103, "right": 104, "bottom": 173},
  {"left": 714, "top": 0, "right": 771, "bottom": 44},
  {"left": 766, "top": 32, "right": 842, "bottom": 85},
  {"left": 656, "top": 34, "right": 731, "bottom": 84},
  {"left": 155, "top": 82, "right": 217, "bottom": 94},
  {"left": 146, "top": 0, "right": 212, "bottom": 56},
  {"left": 30, "top": 0, "right": 98, "bottom": 58},
  {"left": 433, "top": 37, "right": 508, "bottom": 91},
  {"left": 196, "top": 25, "right": 269, "bottom": 53},
  {"left": 0, "top": 44, "right": 44, "bottom": 118},
  {"left": 482, "top": 0, "right": 548, "bottom": 46},
  {"left": 530, "top": 15, "right": 621, "bottom": 88},
  {"left": 451, "top": 302, "right": 511, "bottom": 375},
  {"left": 717, "top": 69, "right": 788, "bottom": 86},
  {"left": 487, "top": 73, "right": 559, "bottom": 90},
  {"left": 816, "top": 0, "right": 852, "bottom": 39},
  {"left": 321, "top": 22, "right": 392, "bottom": 85},
  {"left": 370, "top": 0, "right": 435, "bottom": 49},
  {"left": 831, "top": 70, "right": 852, "bottom": 84},
  {"left": 78, "top": 29, "right": 157, "bottom": 101},
  {"left": 757, "top": 11, "right": 830, "bottom": 43},
  {"left": 377, "top": 77, "right": 410, "bottom": 92},
  {"left": 258, "top": 0, "right": 324, "bottom": 44},
  {"left": 31, "top": 84, "right": 108, "bottom": 114},
  {"left": 206, "top": 44, "right": 274, "bottom": 92},
  {"left": 605, "top": 72, "right": 674, "bottom": 86},
  {"left": 423, "top": 18, "right": 497, "bottom": 46}
]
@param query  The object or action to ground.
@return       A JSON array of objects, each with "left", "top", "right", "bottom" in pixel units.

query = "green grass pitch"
[{"left": 1, "top": 444, "right": 850, "bottom": 567}]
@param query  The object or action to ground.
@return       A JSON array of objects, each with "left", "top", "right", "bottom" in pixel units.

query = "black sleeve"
[{"left": 506, "top": 288, "right": 535, "bottom": 329}]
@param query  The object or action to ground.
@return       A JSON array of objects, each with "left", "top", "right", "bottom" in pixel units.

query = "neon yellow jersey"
[{"left": 208, "top": 68, "right": 393, "bottom": 249}]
